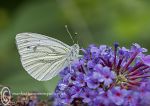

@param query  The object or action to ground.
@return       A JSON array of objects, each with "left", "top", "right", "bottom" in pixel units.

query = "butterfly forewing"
[{"left": 16, "top": 33, "right": 71, "bottom": 81}]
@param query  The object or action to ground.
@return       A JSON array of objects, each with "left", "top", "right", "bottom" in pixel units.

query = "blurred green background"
[{"left": 0, "top": 0, "right": 150, "bottom": 94}]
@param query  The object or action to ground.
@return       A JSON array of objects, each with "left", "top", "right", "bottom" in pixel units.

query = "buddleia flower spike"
[{"left": 54, "top": 43, "right": 150, "bottom": 106}]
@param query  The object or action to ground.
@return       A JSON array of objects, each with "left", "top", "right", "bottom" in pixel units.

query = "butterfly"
[{"left": 16, "top": 31, "right": 81, "bottom": 81}]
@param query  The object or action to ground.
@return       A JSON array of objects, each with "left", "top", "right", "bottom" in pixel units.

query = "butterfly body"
[
  {"left": 68, "top": 44, "right": 80, "bottom": 61},
  {"left": 16, "top": 33, "right": 80, "bottom": 81}
]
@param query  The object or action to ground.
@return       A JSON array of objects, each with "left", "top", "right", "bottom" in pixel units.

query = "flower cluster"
[{"left": 53, "top": 43, "right": 150, "bottom": 106}]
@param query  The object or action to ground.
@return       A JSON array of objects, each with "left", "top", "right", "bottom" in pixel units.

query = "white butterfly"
[{"left": 16, "top": 32, "right": 81, "bottom": 81}]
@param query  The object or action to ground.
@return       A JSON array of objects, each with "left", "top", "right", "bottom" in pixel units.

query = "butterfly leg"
[
  {"left": 69, "top": 61, "right": 72, "bottom": 71},
  {"left": 66, "top": 58, "right": 72, "bottom": 71},
  {"left": 69, "top": 64, "right": 72, "bottom": 72}
]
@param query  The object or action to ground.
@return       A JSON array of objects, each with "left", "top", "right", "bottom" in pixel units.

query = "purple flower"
[
  {"left": 124, "top": 91, "right": 139, "bottom": 106},
  {"left": 141, "top": 55, "right": 150, "bottom": 66},
  {"left": 95, "top": 91, "right": 112, "bottom": 105},
  {"left": 80, "top": 88, "right": 98, "bottom": 104},
  {"left": 72, "top": 72, "right": 85, "bottom": 87},
  {"left": 87, "top": 60, "right": 95, "bottom": 69},
  {"left": 140, "top": 92, "right": 150, "bottom": 105},
  {"left": 131, "top": 43, "right": 147, "bottom": 53},
  {"left": 85, "top": 72, "right": 102, "bottom": 89},
  {"left": 94, "top": 64, "right": 103, "bottom": 71},
  {"left": 93, "top": 64, "right": 116, "bottom": 86},
  {"left": 108, "top": 87, "right": 128, "bottom": 105},
  {"left": 100, "top": 66, "right": 116, "bottom": 86},
  {"left": 90, "top": 46, "right": 100, "bottom": 58},
  {"left": 58, "top": 83, "right": 67, "bottom": 91},
  {"left": 54, "top": 43, "right": 150, "bottom": 106}
]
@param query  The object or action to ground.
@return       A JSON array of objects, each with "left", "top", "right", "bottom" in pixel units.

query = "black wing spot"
[
  {"left": 27, "top": 46, "right": 37, "bottom": 52},
  {"left": 27, "top": 46, "right": 30, "bottom": 49}
]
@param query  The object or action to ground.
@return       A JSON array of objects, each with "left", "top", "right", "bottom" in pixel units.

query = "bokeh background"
[{"left": 0, "top": 0, "right": 150, "bottom": 94}]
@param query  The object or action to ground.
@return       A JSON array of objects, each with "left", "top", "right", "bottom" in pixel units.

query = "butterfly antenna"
[
  {"left": 74, "top": 32, "right": 79, "bottom": 44},
  {"left": 65, "top": 25, "right": 75, "bottom": 44}
]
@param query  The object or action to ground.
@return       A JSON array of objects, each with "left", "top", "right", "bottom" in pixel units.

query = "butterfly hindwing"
[{"left": 16, "top": 33, "right": 71, "bottom": 81}]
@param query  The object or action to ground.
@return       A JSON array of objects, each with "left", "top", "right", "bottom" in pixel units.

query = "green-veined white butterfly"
[{"left": 16, "top": 32, "right": 81, "bottom": 81}]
